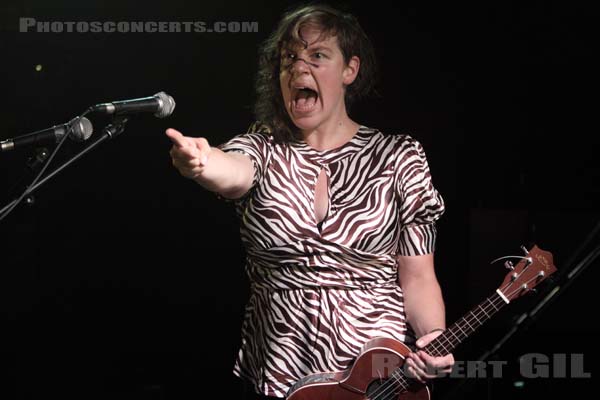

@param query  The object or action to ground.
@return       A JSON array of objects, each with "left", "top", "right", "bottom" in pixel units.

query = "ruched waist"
[{"left": 245, "top": 255, "right": 399, "bottom": 290}]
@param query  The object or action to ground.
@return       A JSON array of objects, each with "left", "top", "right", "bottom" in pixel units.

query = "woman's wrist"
[{"left": 426, "top": 328, "right": 445, "bottom": 335}]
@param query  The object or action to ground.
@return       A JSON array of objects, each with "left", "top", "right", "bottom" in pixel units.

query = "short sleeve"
[
  {"left": 395, "top": 135, "right": 445, "bottom": 256},
  {"left": 215, "top": 121, "right": 272, "bottom": 200}
]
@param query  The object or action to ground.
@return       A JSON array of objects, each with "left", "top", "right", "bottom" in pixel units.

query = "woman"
[{"left": 166, "top": 4, "right": 454, "bottom": 399}]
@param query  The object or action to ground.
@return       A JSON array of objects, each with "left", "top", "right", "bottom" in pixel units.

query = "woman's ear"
[{"left": 343, "top": 56, "right": 360, "bottom": 85}]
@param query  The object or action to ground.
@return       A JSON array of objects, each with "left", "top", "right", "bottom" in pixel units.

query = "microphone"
[
  {"left": 92, "top": 91, "right": 176, "bottom": 118},
  {"left": 1, "top": 116, "right": 93, "bottom": 153}
]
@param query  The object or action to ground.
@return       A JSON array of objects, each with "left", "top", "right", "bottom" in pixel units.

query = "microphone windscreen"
[
  {"left": 70, "top": 116, "right": 94, "bottom": 142},
  {"left": 154, "top": 91, "right": 176, "bottom": 118}
]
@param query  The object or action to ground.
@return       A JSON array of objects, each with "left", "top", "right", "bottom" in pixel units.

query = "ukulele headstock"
[{"left": 493, "top": 245, "right": 556, "bottom": 301}]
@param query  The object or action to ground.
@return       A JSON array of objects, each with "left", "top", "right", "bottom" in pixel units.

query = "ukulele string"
[{"left": 368, "top": 274, "right": 543, "bottom": 400}]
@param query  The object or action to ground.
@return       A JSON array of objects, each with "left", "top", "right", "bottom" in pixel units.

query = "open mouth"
[{"left": 293, "top": 87, "right": 319, "bottom": 113}]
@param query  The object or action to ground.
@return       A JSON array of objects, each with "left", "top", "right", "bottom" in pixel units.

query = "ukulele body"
[{"left": 287, "top": 337, "right": 429, "bottom": 400}]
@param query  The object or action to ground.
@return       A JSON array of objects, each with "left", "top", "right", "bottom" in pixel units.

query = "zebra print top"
[{"left": 218, "top": 122, "right": 445, "bottom": 397}]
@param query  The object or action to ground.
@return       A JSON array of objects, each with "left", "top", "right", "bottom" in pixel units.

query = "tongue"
[{"left": 296, "top": 90, "right": 317, "bottom": 110}]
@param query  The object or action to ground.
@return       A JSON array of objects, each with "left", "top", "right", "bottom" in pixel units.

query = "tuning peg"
[
  {"left": 518, "top": 246, "right": 533, "bottom": 267},
  {"left": 490, "top": 255, "right": 529, "bottom": 266}
]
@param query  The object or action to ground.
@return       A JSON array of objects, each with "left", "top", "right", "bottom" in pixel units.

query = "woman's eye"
[{"left": 313, "top": 52, "right": 325, "bottom": 59}]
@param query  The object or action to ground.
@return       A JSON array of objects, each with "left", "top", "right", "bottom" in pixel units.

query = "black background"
[{"left": 1, "top": 1, "right": 598, "bottom": 399}]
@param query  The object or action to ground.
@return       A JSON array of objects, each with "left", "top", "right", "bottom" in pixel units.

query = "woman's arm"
[
  {"left": 397, "top": 253, "right": 446, "bottom": 337},
  {"left": 397, "top": 253, "right": 454, "bottom": 381},
  {"left": 166, "top": 128, "right": 254, "bottom": 199}
]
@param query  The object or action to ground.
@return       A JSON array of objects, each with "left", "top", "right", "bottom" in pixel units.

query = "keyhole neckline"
[{"left": 313, "top": 167, "right": 330, "bottom": 233}]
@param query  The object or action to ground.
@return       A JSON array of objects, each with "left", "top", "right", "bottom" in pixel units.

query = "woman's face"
[{"left": 279, "top": 25, "right": 359, "bottom": 133}]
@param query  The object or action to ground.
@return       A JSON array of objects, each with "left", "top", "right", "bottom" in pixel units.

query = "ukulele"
[{"left": 287, "top": 245, "right": 556, "bottom": 400}]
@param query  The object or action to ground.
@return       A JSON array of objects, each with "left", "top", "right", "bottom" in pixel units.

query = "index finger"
[{"left": 165, "top": 128, "right": 190, "bottom": 148}]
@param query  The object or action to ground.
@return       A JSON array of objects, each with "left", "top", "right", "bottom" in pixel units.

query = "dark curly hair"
[{"left": 254, "top": 3, "right": 378, "bottom": 142}]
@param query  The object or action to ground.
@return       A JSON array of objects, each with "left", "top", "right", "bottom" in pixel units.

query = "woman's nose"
[{"left": 291, "top": 58, "right": 311, "bottom": 74}]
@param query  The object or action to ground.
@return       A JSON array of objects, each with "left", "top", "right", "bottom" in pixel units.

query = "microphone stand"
[
  {"left": 0, "top": 116, "right": 129, "bottom": 221},
  {"left": 3, "top": 147, "right": 50, "bottom": 206}
]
